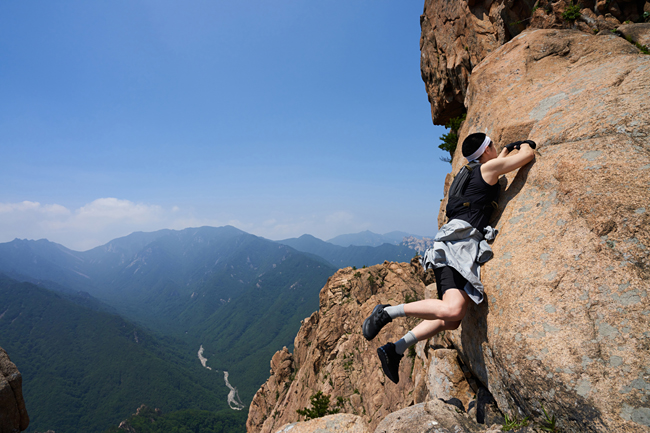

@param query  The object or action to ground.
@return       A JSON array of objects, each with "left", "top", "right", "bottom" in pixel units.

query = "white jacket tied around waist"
[{"left": 420, "top": 219, "right": 498, "bottom": 304}]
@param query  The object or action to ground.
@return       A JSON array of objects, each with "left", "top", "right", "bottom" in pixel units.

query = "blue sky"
[{"left": 1, "top": 1, "right": 450, "bottom": 251}]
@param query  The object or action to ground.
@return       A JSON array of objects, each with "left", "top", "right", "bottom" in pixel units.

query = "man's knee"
[
  {"left": 441, "top": 289, "right": 470, "bottom": 321},
  {"left": 445, "top": 302, "right": 466, "bottom": 321}
]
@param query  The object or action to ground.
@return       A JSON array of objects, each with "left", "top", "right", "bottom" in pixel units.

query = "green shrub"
[
  {"left": 561, "top": 2, "right": 581, "bottom": 21},
  {"left": 296, "top": 392, "right": 340, "bottom": 420},
  {"left": 438, "top": 114, "right": 466, "bottom": 164},
  {"left": 627, "top": 35, "right": 650, "bottom": 54},
  {"left": 404, "top": 292, "right": 418, "bottom": 303}
]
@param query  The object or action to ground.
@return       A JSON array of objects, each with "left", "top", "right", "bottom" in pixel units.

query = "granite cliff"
[
  {"left": 248, "top": 2, "right": 649, "bottom": 432},
  {"left": 433, "top": 26, "right": 649, "bottom": 433},
  {"left": 420, "top": 0, "right": 648, "bottom": 125},
  {"left": 0, "top": 347, "right": 29, "bottom": 433},
  {"left": 246, "top": 260, "right": 427, "bottom": 433}
]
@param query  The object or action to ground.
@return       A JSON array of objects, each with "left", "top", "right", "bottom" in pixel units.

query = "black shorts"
[{"left": 434, "top": 266, "right": 468, "bottom": 300}]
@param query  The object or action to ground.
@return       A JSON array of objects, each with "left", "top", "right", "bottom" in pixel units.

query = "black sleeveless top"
[{"left": 446, "top": 164, "right": 500, "bottom": 232}]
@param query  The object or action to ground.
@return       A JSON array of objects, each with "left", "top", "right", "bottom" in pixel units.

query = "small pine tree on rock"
[{"left": 296, "top": 391, "right": 340, "bottom": 420}]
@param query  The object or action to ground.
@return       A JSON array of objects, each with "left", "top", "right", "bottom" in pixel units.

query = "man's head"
[{"left": 462, "top": 133, "right": 496, "bottom": 163}]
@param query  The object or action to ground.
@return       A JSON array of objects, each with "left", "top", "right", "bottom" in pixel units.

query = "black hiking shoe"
[
  {"left": 377, "top": 342, "right": 402, "bottom": 384},
  {"left": 362, "top": 304, "right": 392, "bottom": 341}
]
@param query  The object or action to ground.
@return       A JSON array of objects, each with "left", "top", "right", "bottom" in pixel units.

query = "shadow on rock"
[
  {"left": 457, "top": 296, "right": 490, "bottom": 389},
  {"left": 491, "top": 158, "right": 536, "bottom": 228}
]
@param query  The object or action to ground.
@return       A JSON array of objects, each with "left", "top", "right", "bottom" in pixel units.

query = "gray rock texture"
[
  {"left": 374, "top": 399, "right": 501, "bottom": 433},
  {"left": 274, "top": 414, "right": 370, "bottom": 433}
]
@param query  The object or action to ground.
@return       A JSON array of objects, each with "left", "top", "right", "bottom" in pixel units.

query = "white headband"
[{"left": 466, "top": 136, "right": 491, "bottom": 162}]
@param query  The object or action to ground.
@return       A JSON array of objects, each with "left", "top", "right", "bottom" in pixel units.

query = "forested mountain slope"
[
  {"left": 0, "top": 227, "right": 338, "bottom": 431},
  {"left": 0, "top": 275, "right": 243, "bottom": 433},
  {"left": 277, "top": 234, "right": 415, "bottom": 269}
]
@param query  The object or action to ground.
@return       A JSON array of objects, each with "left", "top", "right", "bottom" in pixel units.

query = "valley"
[{"left": 0, "top": 226, "right": 423, "bottom": 432}]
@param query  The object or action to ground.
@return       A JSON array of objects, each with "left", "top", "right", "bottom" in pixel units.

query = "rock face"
[
  {"left": 0, "top": 347, "right": 29, "bottom": 433},
  {"left": 274, "top": 414, "right": 370, "bottom": 433},
  {"left": 436, "top": 28, "right": 650, "bottom": 432},
  {"left": 246, "top": 261, "right": 428, "bottom": 433},
  {"left": 374, "top": 399, "right": 502, "bottom": 433},
  {"left": 420, "top": 0, "right": 535, "bottom": 125},
  {"left": 420, "top": 0, "right": 646, "bottom": 125}
]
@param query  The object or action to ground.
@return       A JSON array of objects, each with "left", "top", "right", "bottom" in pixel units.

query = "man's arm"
[{"left": 481, "top": 143, "right": 535, "bottom": 185}]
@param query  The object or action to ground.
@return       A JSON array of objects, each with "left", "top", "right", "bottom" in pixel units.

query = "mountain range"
[
  {"left": 0, "top": 226, "right": 427, "bottom": 433},
  {"left": 277, "top": 234, "right": 416, "bottom": 269},
  {"left": 325, "top": 230, "right": 429, "bottom": 247}
]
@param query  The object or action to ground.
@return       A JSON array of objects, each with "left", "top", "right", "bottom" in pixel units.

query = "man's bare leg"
[
  {"left": 374, "top": 289, "right": 469, "bottom": 384},
  {"left": 410, "top": 318, "right": 462, "bottom": 341},
  {"left": 403, "top": 288, "right": 471, "bottom": 322},
  {"left": 391, "top": 289, "right": 469, "bottom": 354}
]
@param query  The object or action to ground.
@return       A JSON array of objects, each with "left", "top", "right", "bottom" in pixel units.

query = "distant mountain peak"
[{"left": 326, "top": 230, "right": 429, "bottom": 247}]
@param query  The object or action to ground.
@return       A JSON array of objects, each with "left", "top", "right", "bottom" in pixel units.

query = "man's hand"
[
  {"left": 504, "top": 140, "right": 536, "bottom": 152},
  {"left": 505, "top": 141, "right": 524, "bottom": 152},
  {"left": 482, "top": 141, "right": 535, "bottom": 185},
  {"left": 523, "top": 140, "right": 536, "bottom": 150}
]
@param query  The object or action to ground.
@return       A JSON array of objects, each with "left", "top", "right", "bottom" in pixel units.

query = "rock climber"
[{"left": 362, "top": 132, "right": 535, "bottom": 384}]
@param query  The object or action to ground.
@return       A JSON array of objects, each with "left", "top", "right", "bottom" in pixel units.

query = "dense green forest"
[
  {"left": 103, "top": 406, "right": 247, "bottom": 433},
  {"left": 0, "top": 276, "right": 229, "bottom": 433},
  {"left": 191, "top": 251, "right": 333, "bottom": 399}
]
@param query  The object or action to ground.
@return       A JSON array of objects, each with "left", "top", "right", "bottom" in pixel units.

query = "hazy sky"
[{"left": 1, "top": 1, "right": 451, "bottom": 251}]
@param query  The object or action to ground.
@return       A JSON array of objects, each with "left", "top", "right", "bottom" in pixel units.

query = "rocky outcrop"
[
  {"left": 618, "top": 23, "right": 650, "bottom": 48},
  {"left": 114, "top": 405, "right": 163, "bottom": 433},
  {"left": 420, "top": 0, "right": 646, "bottom": 125},
  {"left": 247, "top": 261, "right": 428, "bottom": 433},
  {"left": 274, "top": 414, "right": 370, "bottom": 433},
  {"left": 435, "top": 27, "right": 650, "bottom": 432},
  {"left": 400, "top": 236, "right": 435, "bottom": 253},
  {"left": 247, "top": 261, "right": 508, "bottom": 433},
  {"left": 420, "top": 0, "right": 534, "bottom": 125},
  {"left": 374, "top": 399, "right": 502, "bottom": 433},
  {"left": 0, "top": 347, "right": 29, "bottom": 433}
]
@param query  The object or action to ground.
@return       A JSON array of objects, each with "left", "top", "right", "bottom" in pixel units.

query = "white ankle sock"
[
  {"left": 394, "top": 331, "right": 418, "bottom": 355},
  {"left": 384, "top": 304, "right": 406, "bottom": 319}
]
